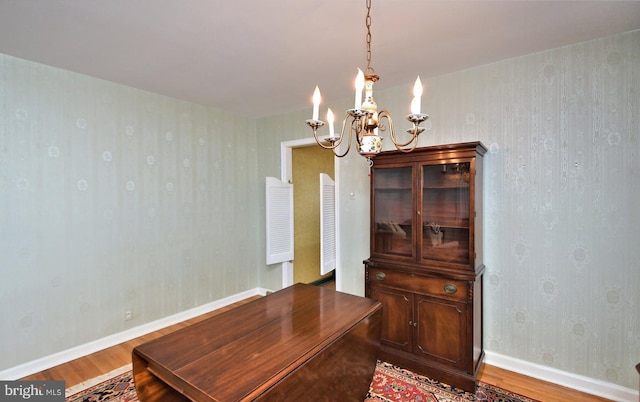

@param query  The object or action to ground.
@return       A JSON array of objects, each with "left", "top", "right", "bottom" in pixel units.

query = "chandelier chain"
[{"left": 365, "top": 0, "right": 374, "bottom": 74}]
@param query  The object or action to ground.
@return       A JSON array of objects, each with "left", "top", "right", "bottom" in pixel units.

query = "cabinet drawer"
[{"left": 368, "top": 269, "right": 468, "bottom": 302}]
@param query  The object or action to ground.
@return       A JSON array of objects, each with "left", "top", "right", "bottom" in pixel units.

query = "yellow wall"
[{"left": 292, "top": 146, "right": 334, "bottom": 284}]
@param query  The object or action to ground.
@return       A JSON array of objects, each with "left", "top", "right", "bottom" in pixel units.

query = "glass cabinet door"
[
  {"left": 421, "top": 163, "right": 471, "bottom": 265},
  {"left": 372, "top": 166, "right": 413, "bottom": 258}
]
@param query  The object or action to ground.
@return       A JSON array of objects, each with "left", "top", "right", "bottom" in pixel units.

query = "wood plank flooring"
[{"left": 21, "top": 288, "right": 612, "bottom": 402}]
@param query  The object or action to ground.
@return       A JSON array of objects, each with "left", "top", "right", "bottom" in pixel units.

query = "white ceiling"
[{"left": 1, "top": 1, "right": 639, "bottom": 117}]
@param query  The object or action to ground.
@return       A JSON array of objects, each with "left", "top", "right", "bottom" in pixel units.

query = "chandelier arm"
[
  {"left": 307, "top": 120, "right": 344, "bottom": 153},
  {"left": 379, "top": 110, "right": 419, "bottom": 148},
  {"left": 395, "top": 139, "right": 420, "bottom": 153},
  {"left": 391, "top": 130, "right": 420, "bottom": 148},
  {"left": 311, "top": 125, "right": 343, "bottom": 150},
  {"left": 331, "top": 114, "right": 356, "bottom": 158}
]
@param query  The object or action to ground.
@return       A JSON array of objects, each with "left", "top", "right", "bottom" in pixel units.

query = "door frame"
[{"left": 280, "top": 138, "right": 340, "bottom": 290}]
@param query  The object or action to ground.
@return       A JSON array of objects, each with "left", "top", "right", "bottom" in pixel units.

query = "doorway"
[
  {"left": 292, "top": 145, "right": 334, "bottom": 284},
  {"left": 280, "top": 138, "right": 338, "bottom": 289}
]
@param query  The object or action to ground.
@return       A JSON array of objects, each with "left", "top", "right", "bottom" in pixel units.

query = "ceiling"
[{"left": 1, "top": 1, "right": 639, "bottom": 117}]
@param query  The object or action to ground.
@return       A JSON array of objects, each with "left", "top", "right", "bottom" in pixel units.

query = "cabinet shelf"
[
  {"left": 423, "top": 218, "right": 469, "bottom": 229},
  {"left": 377, "top": 186, "right": 412, "bottom": 191},
  {"left": 422, "top": 243, "right": 469, "bottom": 264},
  {"left": 423, "top": 182, "right": 469, "bottom": 189}
]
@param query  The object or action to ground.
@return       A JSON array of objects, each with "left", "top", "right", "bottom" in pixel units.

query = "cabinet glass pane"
[
  {"left": 422, "top": 163, "right": 470, "bottom": 265},
  {"left": 373, "top": 167, "right": 413, "bottom": 257}
]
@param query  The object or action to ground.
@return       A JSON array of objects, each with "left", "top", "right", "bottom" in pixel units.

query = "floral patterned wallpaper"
[
  {"left": 420, "top": 30, "right": 639, "bottom": 390},
  {"left": 0, "top": 54, "right": 260, "bottom": 371}
]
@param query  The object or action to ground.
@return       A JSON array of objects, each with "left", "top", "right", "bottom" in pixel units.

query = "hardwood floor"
[
  {"left": 477, "top": 364, "right": 611, "bottom": 402},
  {"left": 21, "top": 287, "right": 612, "bottom": 402}
]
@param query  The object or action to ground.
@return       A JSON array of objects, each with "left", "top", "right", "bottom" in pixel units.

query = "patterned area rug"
[
  {"left": 366, "top": 361, "right": 538, "bottom": 402},
  {"left": 65, "top": 360, "right": 537, "bottom": 401},
  {"left": 65, "top": 365, "right": 137, "bottom": 402}
]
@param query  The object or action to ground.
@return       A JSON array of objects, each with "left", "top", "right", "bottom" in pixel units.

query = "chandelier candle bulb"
[
  {"left": 411, "top": 76, "right": 423, "bottom": 114},
  {"left": 312, "top": 86, "right": 321, "bottom": 121},
  {"left": 327, "top": 108, "right": 335, "bottom": 138},
  {"left": 355, "top": 68, "right": 365, "bottom": 109},
  {"left": 411, "top": 97, "right": 419, "bottom": 115}
]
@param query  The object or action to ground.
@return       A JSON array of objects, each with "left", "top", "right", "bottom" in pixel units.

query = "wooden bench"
[{"left": 132, "top": 283, "right": 382, "bottom": 401}]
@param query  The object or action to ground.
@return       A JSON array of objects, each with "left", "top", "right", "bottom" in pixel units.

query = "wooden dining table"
[{"left": 132, "top": 283, "right": 383, "bottom": 401}]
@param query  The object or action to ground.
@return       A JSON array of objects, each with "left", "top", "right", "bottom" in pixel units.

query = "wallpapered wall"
[
  {"left": 258, "top": 30, "right": 640, "bottom": 390},
  {"left": 0, "top": 54, "right": 260, "bottom": 370},
  {"left": 420, "top": 30, "right": 639, "bottom": 389}
]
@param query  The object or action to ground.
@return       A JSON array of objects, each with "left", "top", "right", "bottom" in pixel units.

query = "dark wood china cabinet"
[{"left": 364, "top": 141, "right": 486, "bottom": 392}]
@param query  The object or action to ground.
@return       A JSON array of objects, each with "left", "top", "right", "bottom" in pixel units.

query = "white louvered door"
[
  {"left": 319, "top": 173, "right": 336, "bottom": 275},
  {"left": 265, "top": 177, "right": 293, "bottom": 265}
]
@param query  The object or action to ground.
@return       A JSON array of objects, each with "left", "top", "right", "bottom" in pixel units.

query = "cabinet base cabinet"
[
  {"left": 365, "top": 263, "right": 484, "bottom": 393},
  {"left": 415, "top": 296, "right": 467, "bottom": 366},
  {"left": 369, "top": 286, "right": 413, "bottom": 353}
]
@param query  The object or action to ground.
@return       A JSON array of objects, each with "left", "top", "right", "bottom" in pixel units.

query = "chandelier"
[{"left": 305, "top": 0, "right": 429, "bottom": 160}]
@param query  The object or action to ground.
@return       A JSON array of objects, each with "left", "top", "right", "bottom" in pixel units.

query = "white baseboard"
[
  {"left": 0, "top": 287, "right": 270, "bottom": 380},
  {"left": 485, "top": 351, "right": 639, "bottom": 402}
]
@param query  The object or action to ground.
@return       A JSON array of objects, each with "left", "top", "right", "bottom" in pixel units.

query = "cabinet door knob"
[
  {"left": 375, "top": 272, "right": 386, "bottom": 281},
  {"left": 444, "top": 283, "right": 457, "bottom": 294}
]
